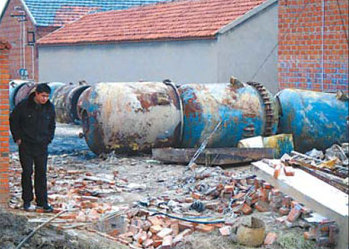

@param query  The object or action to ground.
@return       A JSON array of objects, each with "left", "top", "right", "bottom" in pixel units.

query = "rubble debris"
[
  {"left": 7, "top": 136, "right": 339, "bottom": 248},
  {"left": 325, "top": 144, "right": 349, "bottom": 166},
  {"left": 152, "top": 147, "right": 274, "bottom": 166},
  {"left": 252, "top": 156, "right": 348, "bottom": 248},
  {"left": 306, "top": 148, "right": 324, "bottom": 160},
  {"left": 288, "top": 150, "right": 348, "bottom": 193}
]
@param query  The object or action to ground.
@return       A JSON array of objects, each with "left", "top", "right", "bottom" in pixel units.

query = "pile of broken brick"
[
  {"left": 95, "top": 167, "right": 337, "bottom": 248},
  {"left": 8, "top": 154, "right": 337, "bottom": 248}
]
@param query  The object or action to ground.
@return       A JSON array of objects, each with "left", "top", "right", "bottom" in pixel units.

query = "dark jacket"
[{"left": 10, "top": 93, "right": 56, "bottom": 145}]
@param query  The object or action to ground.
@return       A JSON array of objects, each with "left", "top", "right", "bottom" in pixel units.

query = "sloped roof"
[
  {"left": 38, "top": 0, "right": 269, "bottom": 45},
  {"left": 23, "top": 0, "right": 172, "bottom": 26}
]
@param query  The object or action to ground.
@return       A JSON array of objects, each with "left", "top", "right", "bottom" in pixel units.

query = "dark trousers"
[{"left": 19, "top": 143, "right": 48, "bottom": 206}]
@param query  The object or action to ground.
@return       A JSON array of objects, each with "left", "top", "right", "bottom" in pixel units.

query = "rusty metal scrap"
[
  {"left": 286, "top": 151, "right": 348, "bottom": 194},
  {"left": 152, "top": 147, "right": 274, "bottom": 166}
]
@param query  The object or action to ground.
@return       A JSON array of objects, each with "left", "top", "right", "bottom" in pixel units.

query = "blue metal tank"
[
  {"left": 276, "top": 89, "right": 349, "bottom": 153},
  {"left": 78, "top": 82, "right": 182, "bottom": 155},
  {"left": 178, "top": 80, "right": 279, "bottom": 148},
  {"left": 47, "top": 82, "right": 66, "bottom": 100}
]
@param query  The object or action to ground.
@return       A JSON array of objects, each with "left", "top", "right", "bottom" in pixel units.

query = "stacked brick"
[
  {"left": 0, "top": 39, "right": 11, "bottom": 207},
  {"left": 278, "top": 0, "right": 349, "bottom": 92}
]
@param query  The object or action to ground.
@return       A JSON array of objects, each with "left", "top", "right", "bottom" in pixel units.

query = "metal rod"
[
  {"left": 187, "top": 120, "right": 222, "bottom": 169},
  {"left": 15, "top": 210, "right": 67, "bottom": 249}
]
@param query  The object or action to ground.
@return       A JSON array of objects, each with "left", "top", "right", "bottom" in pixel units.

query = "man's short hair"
[{"left": 36, "top": 83, "right": 51, "bottom": 94}]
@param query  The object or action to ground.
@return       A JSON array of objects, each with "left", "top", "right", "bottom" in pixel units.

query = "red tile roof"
[{"left": 38, "top": 0, "right": 266, "bottom": 45}]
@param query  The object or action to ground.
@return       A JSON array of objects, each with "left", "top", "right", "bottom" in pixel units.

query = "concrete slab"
[{"left": 252, "top": 160, "right": 348, "bottom": 249}]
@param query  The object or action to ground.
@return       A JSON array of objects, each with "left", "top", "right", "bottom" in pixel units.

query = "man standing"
[{"left": 10, "top": 83, "right": 55, "bottom": 212}]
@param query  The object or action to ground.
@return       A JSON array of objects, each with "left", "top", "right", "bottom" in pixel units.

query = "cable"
[
  {"left": 250, "top": 43, "right": 278, "bottom": 81},
  {"left": 150, "top": 210, "right": 225, "bottom": 224}
]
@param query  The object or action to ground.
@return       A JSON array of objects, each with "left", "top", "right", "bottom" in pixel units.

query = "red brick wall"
[
  {"left": 278, "top": 0, "right": 349, "bottom": 92},
  {"left": 0, "top": 40, "right": 11, "bottom": 207},
  {"left": 0, "top": 0, "right": 58, "bottom": 82}
]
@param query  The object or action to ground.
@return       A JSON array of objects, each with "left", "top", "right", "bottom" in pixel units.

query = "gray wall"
[
  {"left": 217, "top": 2, "right": 279, "bottom": 93},
  {"left": 39, "top": 40, "right": 218, "bottom": 84},
  {"left": 39, "top": 2, "right": 278, "bottom": 92}
]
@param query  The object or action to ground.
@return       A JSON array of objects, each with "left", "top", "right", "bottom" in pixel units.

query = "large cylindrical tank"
[
  {"left": 47, "top": 82, "right": 66, "bottom": 100},
  {"left": 276, "top": 89, "right": 349, "bottom": 152},
  {"left": 178, "top": 80, "right": 279, "bottom": 148},
  {"left": 78, "top": 82, "right": 183, "bottom": 155},
  {"left": 52, "top": 83, "right": 90, "bottom": 124},
  {"left": 9, "top": 81, "right": 21, "bottom": 111},
  {"left": 13, "top": 82, "right": 36, "bottom": 107}
]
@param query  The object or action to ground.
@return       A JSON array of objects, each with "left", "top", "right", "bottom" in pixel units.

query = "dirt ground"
[{"left": 1, "top": 123, "right": 319, "bottom": 249}]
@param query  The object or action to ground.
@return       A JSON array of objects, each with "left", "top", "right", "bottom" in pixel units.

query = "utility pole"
[{"left": 10, "top": 6, "right": 28, "bottom": 80}]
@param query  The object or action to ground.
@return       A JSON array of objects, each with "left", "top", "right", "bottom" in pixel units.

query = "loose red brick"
[
  {"left": 195, "top": 224, "right": 215, "bottom": 233},
  {"left": 284, "top": 166, "right": 295, "bottom": 176},
  {"left": 191, "top": 192, "right": 202, "bottom": 200},
  {"left": 157, "top": 227, "right": 173, "bottom": 238},
  {"left": 149, "top": 225, "right": 163, "bottom": 234},
  {"left": 161, "top": 235, "right": 173, "bottom": 248},
  {"left": 148, "top": 216, "right": 164, "bottom": 226},
  {"left": 178, "top": 221, "right": 194, "bottom": 231},
  {"left": 224, "top": 185, "right": 234, "bottom": 193},
  {"left": 142, "top": 238, "right": 153, "bottom": 247},
  {"left": 273, "top": 165, "right": 282, "bottom": 179},
  {"left": 264, "top": 232, "right": 277, "bottom": 245},
  {"left": 255, "top": 201, "right": 270, "bottom": 212},
  {"left": 173, "top": 229, "right": 192, "bottom": 245},
  {"left": 153, "top": 240, "right": 162, "bottom": 248},
  {"left": 287, "top": 204, "right": 302, "bottom": 222},
  {"left": 241, "top": 203, "right": 253, "bottom": 215},
  {"left": 170, "top": 220, "right": 179, "bottom": 236},
  {"left": 219, "top": 226, "right": 232, "bottom": 236}
]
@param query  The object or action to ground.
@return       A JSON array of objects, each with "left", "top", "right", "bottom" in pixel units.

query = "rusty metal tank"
[
  {"left": 47, "top": 82, "right": 66, "bottom": 99},
  {"left": 13, "top": 82, "right": 36, "bottom": 107},
  {"left": 78, "top": 82, "right": 183, "bottom": 155},
  {"left": 178, "top": 80, "right": 279, "bottom": 148},
  {"left": 10, "top": 81, "right": 64, "bottom": 111},
  {"left": 276, "top": 89, "right": 349, "bottom": 153},
  {"left": 51, "top": 83, "right": 90, "bottom": 124},
  {"left": 9, "top": 80, "right": 25, "bottom": 111}
]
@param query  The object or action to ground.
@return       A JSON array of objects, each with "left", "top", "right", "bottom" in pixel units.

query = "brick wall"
[
  {"left": 0, "top": 39, "right": 11, "bottom": 207},
  {"left": 0, "top": 0, "right": 58, "bottom": 81},
  {"left": 278, "top": 0, "right": 349, "bottom": 92}
]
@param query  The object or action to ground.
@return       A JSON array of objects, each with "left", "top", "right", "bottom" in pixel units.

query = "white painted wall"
[
  {"left": 39, "top": 40, "right": 218, "bottom": 84},
  {"left": 217, "top": 2, "right": 278, "bottom": 93}
]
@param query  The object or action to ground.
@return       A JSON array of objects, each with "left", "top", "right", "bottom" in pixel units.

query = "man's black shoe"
[
  {"left": 23, "top": 202, "right": 35, "bottom": 211},
  {"left": 36, "top": 204, "right": 54, "bottom": 213}
]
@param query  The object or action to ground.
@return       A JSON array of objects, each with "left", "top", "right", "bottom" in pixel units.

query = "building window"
[{"left": 27, "top": 31, "right": 35, "bottom": 46}]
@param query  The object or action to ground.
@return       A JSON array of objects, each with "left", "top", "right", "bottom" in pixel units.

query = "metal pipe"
[{"left": 321, "top": 0, "right": 325, "bottom": 92}]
